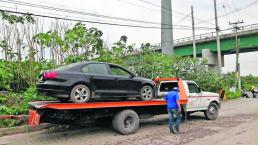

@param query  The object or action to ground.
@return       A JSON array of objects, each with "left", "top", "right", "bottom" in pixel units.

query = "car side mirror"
[{"left": 130, "top": 74, "right": 135, "bottom": 78}]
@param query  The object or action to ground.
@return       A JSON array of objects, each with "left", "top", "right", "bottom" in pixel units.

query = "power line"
[
  {"left": 116, "top": 0, "right": 160, "bottom": 13},
  {"left": 0, "top": 0, "right": 164, "bottom": 26},
  {"left": 0, "top": 0, "right": 213, "bottom": 29},
  {"left": 196, "top": 0, "right": 258, "bottom": 25},
  {"left": 0, "top": 0, "right": 214, "bottom": 30},
  {"left": 0, "top": 9, "right": 214, "bottom": 30},
  {"left": 138, "top": 0, "right": 215, "bottom": 26},
  {"left": 0, "top": 5, "right": 127, "bottom": 25},
  {"left": 175, "top": 13, "right": 191, "bottom": 25}
]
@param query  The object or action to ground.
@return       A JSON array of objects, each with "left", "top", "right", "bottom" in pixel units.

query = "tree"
[{"left": 33, "top": 23, "right": 104, "bottom": 64}]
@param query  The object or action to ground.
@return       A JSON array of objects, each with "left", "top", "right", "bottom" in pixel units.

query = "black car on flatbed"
[{"left": 37, "top": 62, "right": 156, "bottom": 103}]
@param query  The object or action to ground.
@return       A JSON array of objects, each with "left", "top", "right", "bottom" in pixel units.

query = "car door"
[
  {"left": 108, "top": 64, "right": 141, "bottom": 95},
  {"left": 81, "top": 63, "right": 116, "bottom": 96},
  {"left": 187, "top": 82, "right": 202, "bottom": 110}
]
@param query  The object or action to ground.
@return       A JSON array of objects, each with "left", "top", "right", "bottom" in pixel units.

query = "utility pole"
[
  {"left": 161, "top": 0, "right": 173, "bottom": 55},
  {"left": 191, "top": 5, "right": 196, "bottom": 58},
  {"left": 229, "top": 20, "right": 244, "bottom": 91},
  {"left": 213, "top": 0, "right": 222, "bottom": 74}
]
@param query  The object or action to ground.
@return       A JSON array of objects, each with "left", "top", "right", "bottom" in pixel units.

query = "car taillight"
[{"left": 43, "top": 71, "right": 58, "bottom": 79}]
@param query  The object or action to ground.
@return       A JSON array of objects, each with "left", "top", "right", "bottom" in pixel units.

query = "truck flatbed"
[{"left": 29, "top": 99, "right": 167, "bottom": 110}]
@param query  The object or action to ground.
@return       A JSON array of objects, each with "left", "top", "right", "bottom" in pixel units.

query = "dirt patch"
[
  {"left": 104, "top": 113, "right": 258, "bottom": 145},
  {"left": 1, "top": 98, "right": 258, "bottom": 145}
]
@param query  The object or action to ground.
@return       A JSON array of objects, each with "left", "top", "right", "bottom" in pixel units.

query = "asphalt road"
[{"left": 0, "top": 98, "right": 258, "bottom": 145}]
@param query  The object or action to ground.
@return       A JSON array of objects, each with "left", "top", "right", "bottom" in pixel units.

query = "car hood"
[
  {"left": 202, "top": 91, "right": 220, "bottom": 97},
  {"left": 134, "top": 76, "right": 155, "bottom": 83}
]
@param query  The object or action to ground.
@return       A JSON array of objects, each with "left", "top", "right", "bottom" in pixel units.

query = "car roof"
[{"left": 60, "top": 61, "right": 129, "bottom": 71}]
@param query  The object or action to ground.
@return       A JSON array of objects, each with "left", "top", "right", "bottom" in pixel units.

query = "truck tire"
[
  {"left": 112, "top": 109, "right": 139, "bottom": 135},
  {"left": 204, "top": 102, "right": 219, "bottom": 120}
]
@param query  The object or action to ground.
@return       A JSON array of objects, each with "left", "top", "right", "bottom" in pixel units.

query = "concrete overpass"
[{"left": 152, "top": 23, "right": 258, "bottom": 70}]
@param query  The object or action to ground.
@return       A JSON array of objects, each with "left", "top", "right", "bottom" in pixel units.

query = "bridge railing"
[{"left": 152, "top": 23, "right": 258, "bottom": 47}]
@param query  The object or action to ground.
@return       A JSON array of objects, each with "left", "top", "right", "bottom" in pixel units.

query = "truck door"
[{"left": 187, "top": 82, "right": 202, "bottom": 110}]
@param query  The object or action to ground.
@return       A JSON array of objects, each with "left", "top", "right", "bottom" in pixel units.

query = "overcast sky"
[{"left": 0, "top": 0, "right": 258, "bottom": 76}]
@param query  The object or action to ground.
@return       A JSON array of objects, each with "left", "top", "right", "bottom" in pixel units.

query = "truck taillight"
[
  {"left": 43, "top": 71, "right": 58, "bottom": 79},
  {"left": 154, "top": 81, "right": 158, "bottom": 87}
]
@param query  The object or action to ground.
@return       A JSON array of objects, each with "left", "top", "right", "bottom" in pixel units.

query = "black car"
[{"left": 37, "top": 62, "right": 156, "bottom": 103}]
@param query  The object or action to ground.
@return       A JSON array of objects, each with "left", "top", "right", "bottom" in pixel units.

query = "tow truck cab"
[{"left": 156, "top": 78, "right": 220, "bottom": 112}]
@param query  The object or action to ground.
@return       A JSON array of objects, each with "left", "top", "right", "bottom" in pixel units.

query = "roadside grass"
[
  {"left": 0, "top": 87, "right": 53, "bottom": 127},
  {"left": 226, "top": 90, "right": 242, "bottom": 99}
]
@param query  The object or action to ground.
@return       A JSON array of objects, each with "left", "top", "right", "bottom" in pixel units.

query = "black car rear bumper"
[{"left": 37, "top": 84, "right": 70, "bottom": 98}]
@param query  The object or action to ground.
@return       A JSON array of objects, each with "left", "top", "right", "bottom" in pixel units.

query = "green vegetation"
[{"left": 226, "top": 89, "right": 242, "bottom": 99}]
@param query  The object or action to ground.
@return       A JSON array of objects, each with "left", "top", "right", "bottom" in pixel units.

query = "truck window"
[
  {"left": 188, "top": 83, "right": 201, "bottom": 93},
  {"left": 159, "top": 82, "right": 178, "bottom": 92}
]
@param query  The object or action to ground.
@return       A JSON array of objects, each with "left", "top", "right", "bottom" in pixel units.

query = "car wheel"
[
  {"left": 140, "top": 85, "right": 154, "bottom": 101},
  {"left": 70, "top": 84, "right": 91, "bottom": 103},
  {"left": 204, "top": 102, "right": 219, "bottom": 120},
  {"left": 112, "top": 109, "right": 139, "bottom": 135}
]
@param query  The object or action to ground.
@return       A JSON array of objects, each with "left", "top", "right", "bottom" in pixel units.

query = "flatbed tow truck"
[{"left": 1, "top": 78, "right": 220, "bottom": 135}]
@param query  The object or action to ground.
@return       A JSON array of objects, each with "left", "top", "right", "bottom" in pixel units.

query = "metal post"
[
  {"left": 235, "top": 32, "right": 239, "bottom": 90},
  {"left": 214, "top": 0, "right": 222, "bottom": 74},
  {"left": 191, "top": 5, "right": 196, "bottom": 58},
  {"left": 238, "top": 63, "right": 241, "bottom": 90},
  {"left": 161, "top": 0, "right": 173, "bottom": 55},
  {"left": 230, "top": 20, "right": 244, "bottom": 91}
]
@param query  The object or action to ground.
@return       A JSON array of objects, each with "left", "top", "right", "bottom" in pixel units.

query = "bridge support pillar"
[{"left": 202, "top": 49, "right": 224, "bottom": 73}]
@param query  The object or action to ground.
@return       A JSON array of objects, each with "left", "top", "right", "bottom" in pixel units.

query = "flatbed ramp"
[{"left": 29, "top": 99, "right": 167, "bottom": 110}]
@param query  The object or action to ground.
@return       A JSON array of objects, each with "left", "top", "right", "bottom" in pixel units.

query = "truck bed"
[{"left": 29, "top": 99, "right": 167, "bottom": 110}]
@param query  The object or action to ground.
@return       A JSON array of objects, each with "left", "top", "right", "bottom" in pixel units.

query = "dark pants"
[
  {"left": 252, "top": 91, "right": 257, "bottom": 98},
  {"left": 168, "top": 108, "right": 182, "bottom": 132}
]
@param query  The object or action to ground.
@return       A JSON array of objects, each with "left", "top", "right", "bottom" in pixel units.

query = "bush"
[
  {"left": 226, "top": 89, "right": 242, "bottom": 99},
  {"left": 0, "top": 87, "right": 52, "bottom": 127},
  {"left": 0, "top": 60, "right": 56, "bottom": 92}
]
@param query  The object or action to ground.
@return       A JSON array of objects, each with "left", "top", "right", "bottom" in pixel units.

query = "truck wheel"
[
  {"left": 112, "top": 109, "right": 139, "bottom": 135},
  {"left": 70, "top": 84, "right": 91, "bottom": 103},
  {"left": 140, "top": 85, "right": 154, "bottom": 101},
  {"left": 204, "top": 102, "right": 219, "bottom": 120}
]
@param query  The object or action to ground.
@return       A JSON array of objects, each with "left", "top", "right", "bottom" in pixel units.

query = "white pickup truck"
[{"left": 157, "top": 79, "right": 221, "bottom": 120}]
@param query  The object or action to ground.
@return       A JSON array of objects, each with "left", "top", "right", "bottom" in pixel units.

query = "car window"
[
  {"left": 188, "top": 83, "right": 201, "bottom": 93},
  {"left": 81, "top": 65, "right": 90, "bottom": 73},
  {"left": 159, "top": 82, "right": 178, "bottom": 92},
  {"left": 54, "top": 63, "right": 79, "bottom": 71},
  {"left": 81, "top": 64, "right": 108, "bottom": 75},
  {"left": 110, "top": 65, "right": 131, "bottom": 77}
]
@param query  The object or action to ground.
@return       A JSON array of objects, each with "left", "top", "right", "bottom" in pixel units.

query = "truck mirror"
[{"left": 198, "top": 87, "right": 202, "bottom": 93}]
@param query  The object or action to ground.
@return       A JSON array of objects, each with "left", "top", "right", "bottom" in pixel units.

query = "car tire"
[
  {"left": 112, "top": 109, "right": 139, "bottom": 135},
  {"left": 204, "top": 102, "right": 219, "bottom": 120},
  {"left": 70, "top": 84, "right": 91, "bottom": 103},
  {"left": 139, "top": 85, "right": 154, "bottom": 101}
]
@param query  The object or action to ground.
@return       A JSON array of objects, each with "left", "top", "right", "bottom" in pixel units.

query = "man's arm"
[
  {"left": 177, "top": 100, "right": 181, "bottom": 112},
  {"left": 176, "top": 94, "right": 181, "bottom": 111}
]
